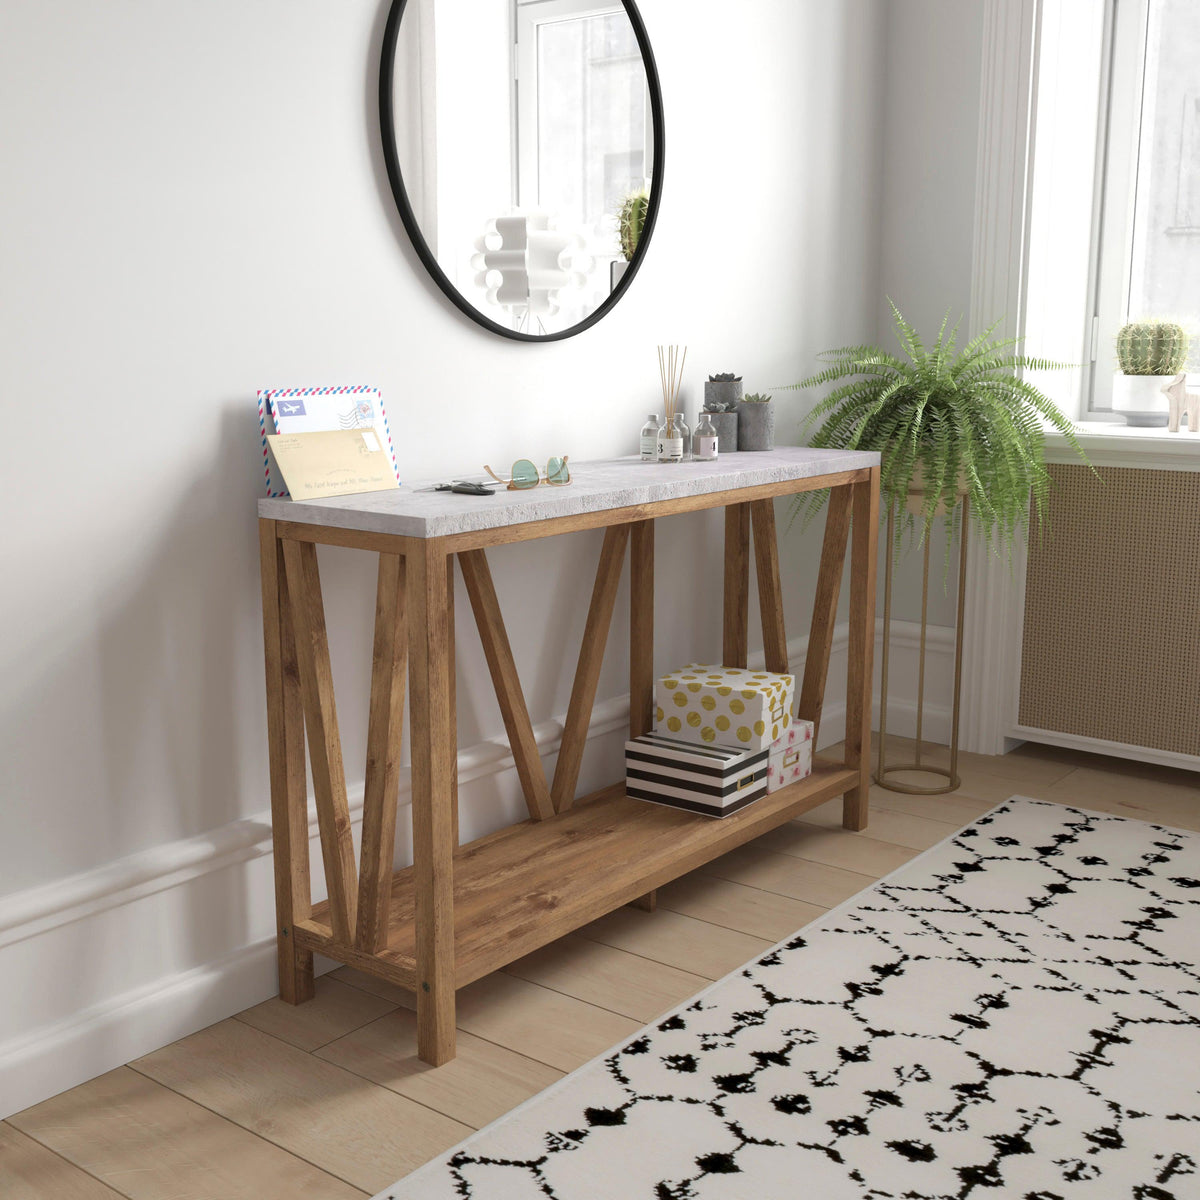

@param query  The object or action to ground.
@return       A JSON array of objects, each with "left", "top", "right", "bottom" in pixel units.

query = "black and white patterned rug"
[{"left": 375, "top": 799, "right": 1200, "bottom": 1200}]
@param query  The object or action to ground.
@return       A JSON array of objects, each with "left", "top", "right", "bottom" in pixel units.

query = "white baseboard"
[
  {"left": 0, "top": 938, "right": 278, "bottom": 1118},
  {"left": 1010, "top": 724, "right": 1200, "bottom": 774},
  {"left": 0, "top": 617, "right": 955, "bottom": 1119}
]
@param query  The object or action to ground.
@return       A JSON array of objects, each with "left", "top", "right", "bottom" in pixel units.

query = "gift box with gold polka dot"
[{"left": 654, "top": 663, "right": 796, "bottom": 752}]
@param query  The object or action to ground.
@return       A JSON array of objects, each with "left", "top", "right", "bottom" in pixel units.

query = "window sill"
[{"left": 1044, "top": 420, "right": 1200, "bottom": 471}]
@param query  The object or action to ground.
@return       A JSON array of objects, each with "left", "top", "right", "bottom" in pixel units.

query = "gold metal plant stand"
[{"left": 876, "top": 497, "right": 969, "bottom": 795}]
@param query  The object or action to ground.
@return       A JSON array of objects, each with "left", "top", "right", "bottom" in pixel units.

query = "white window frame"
[
  {"left": 1087, "top": 0, "right": 1152, "bottom": 411},
  {"left": 513, "top": 0, "right": 652, "bottom": 213},
  {"left": 1020, "top": 0, "right": 1109, "bottom": 422}
]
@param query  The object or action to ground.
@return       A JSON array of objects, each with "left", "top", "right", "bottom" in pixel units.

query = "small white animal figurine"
[{"left": 1162, "top": 373, "right": 1200, "bottom": 433}]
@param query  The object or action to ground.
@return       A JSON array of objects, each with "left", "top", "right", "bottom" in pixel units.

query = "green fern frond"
[{"left": 784, "top": 303, "right": 1092, "bottom": 564}]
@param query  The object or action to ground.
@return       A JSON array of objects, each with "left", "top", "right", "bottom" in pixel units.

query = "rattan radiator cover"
[{"left": 1019, "top": 464, "right": 1200, "bottom": 755}]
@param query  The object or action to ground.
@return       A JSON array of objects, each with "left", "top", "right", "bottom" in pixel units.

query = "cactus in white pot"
[{"left": 1112, "top": 321, "right": 1190, "bottom": 426}]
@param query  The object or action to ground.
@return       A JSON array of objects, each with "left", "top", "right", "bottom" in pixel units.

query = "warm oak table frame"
[{"left": 258, "top": 458, "right": 880, "bottom": 1066}]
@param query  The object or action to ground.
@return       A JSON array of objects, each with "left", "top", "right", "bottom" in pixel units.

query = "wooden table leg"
[
  {"left": 629, "top": 519, "right": 656, "bottom": 913},
  {"left": 458, "top": 549, "right": 553, "bottom": 822},
  {"left": 629, "top": 520, "right": 655, "bottom": 739},
  {"left": 283, "top": 540, "right": 359, "bottom": 945},
  {"left": 552, "top": 525, "right": 630, "bottom": 813},
  {"left": 723, "top": 504, "right": 750, "bottom": 669},
  {"left": 796, "top": 486, "right": 853, "bottom": 743},
  {"left": 447, "top": 554, "right": 459, "bottom": 848},
  {"left": 259, "top": 520, "right": 314, "bottom": 1004},
  {"left": 843, "top": 469, "right": 880, "bottom": 831},
  {"left": 409, "top": 541, "right": 457, "bottom": 1065},
  {"left": 357, "top": 553, "right": 407, "bottom": 955},
  {"left": 750, "top": 499, "right": 788, "bottom": 674}
]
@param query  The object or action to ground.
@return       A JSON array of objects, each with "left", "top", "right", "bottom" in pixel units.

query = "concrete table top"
[{"left": 258, "top": 448, "right": 879, "bottom": 540}]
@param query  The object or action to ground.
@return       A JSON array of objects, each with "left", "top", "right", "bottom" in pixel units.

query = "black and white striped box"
[{"left": 625, "top": 733, "right": 769, "bottom": 818}]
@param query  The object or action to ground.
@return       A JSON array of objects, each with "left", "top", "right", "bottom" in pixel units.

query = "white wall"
[
  {"left": 875, "top": 0, "right": 986, "bottom": 627},
  {"left": 879, "top": 0, "right": 984, "bottom": 339},
  {"left": 0, "top": 0, "right": 890, "bottom": 1115}
]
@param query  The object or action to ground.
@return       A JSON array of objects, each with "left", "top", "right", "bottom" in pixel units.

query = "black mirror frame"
[{"left": 378, "top": 0, "right": 665, "bottom": 343}]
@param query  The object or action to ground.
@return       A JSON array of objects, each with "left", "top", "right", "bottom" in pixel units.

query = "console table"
[{"left": 258, "top": 449, "right": 880, "bottom": 1065}]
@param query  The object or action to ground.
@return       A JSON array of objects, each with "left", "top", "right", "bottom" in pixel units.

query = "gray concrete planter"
[
  {"left": 704, "top": 379, "right": 743, "bottom": 410},
  {"left": 737, "top": 401, "right": 775, "bottom": 450}
]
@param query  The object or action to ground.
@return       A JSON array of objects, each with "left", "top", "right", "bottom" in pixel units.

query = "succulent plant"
[
  {"left": 618, "top": 189, "right": 650, "bottom": 262},
  {"left": 1116, "top": 321, "right": 1190, "bottom": 376},
  {"left": 742, "top": 392, "right": 772, "bottom": 403},
  {"left": 703, "top": 399, "right": 737, "bottom": 412},
  {"left": 708, "top": 373, "right": 742, "bottom": 383}
]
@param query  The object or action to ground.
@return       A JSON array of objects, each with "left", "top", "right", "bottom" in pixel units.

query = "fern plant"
[{"left": 786, "top": 302, "right": 1089, "bottom": 557}]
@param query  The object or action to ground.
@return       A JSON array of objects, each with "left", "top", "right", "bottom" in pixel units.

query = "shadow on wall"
[
  {"left": 0, "top": 406, "right": 274, "bottom": 1024},
  {"left": 0, "top": 406, "right": 265, "bottom": 855},
  {"left": 95, "top": 407, "right": 252, "bottom": 851}
]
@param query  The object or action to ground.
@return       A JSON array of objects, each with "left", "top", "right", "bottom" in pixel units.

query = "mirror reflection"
[{"left": 387, "top": 0, "right": 659, "bottom": 338}]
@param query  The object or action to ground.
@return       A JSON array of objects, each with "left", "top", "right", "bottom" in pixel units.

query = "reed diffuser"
[{"left": 656, "top": 344, "right": 688, "bottom": 463}]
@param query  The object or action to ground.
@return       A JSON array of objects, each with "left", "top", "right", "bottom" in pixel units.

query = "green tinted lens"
[
  {"left": 510, "top": 459, "right": 539, "bottom": 488},
  {"left": 546, "top": 457, "right": 569, "bottom": 484}
]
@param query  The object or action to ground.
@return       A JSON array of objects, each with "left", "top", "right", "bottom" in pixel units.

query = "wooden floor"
[{"left": 5, "top": 738, "right": 1199, "bottom": 1199}]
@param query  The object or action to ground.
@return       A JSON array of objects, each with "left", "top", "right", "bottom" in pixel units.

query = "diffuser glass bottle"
[
  {"left": 657, "top": 414, "right": 683, "bottom": 463},
  {"left": 674, "top": 413, "right": 691, "bottom": 461},
  {"left": 655, "top": 343, "right": 688, "bottom": 463},
  {"left": 693, "top": 411, "right": 718, "bottom": 460},
  {"left": 639, "top": 414, "right": 659, "bottom": 462}
]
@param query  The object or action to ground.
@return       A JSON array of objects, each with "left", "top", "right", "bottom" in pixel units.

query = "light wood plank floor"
[{"left": 5, "top": 740, "right": 1198, "bottom": 1198}]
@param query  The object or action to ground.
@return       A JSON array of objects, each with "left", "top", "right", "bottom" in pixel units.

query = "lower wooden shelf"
[{"left": 295, "top": 758, "right": 858, "bottom": 992}]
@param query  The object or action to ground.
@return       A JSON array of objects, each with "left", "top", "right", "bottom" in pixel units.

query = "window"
[
  {"left": 1024, "top": 0, "right": 1200, "bottom": 417},
  {"left": 515, "top": 0, "right": 651, "bottom": 247},
  {"left": 1097, "top": 0, "right": 1200, "bottom": 395},
  {"left": 1022, "top": 0, "right": 1108, "bottom": 418}
]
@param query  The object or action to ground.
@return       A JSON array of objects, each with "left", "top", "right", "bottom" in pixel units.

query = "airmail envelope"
[{"left": 266, "top": 429, "right": 400, "bottom": 501}]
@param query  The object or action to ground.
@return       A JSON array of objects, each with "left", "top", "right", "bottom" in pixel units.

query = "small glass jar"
[
  {"left": 639, "top": 413, "right": 659, "bottom": 462},
  {"left": 657, "top": 414, "right": 683, "bottom": 463},
  {"left": 693, "top": 411, "right": 718, "bottom": 460},
  {"left": 673, "top": 413, "right": 692, "bottom": 462}
]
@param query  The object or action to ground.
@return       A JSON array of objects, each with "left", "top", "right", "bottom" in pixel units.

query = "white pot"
[{"left": 1111, "top": 373, "right": 1174, "bottom": 413}]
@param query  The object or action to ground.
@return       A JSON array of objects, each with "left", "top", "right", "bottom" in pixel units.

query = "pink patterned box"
[{"left": 766, "top": 719, "right": 814, "bottom": 793}]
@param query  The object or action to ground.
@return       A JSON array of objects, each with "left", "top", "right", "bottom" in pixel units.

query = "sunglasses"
[{"left": 484, "top": 456, "right": 571, "bottom": 490}]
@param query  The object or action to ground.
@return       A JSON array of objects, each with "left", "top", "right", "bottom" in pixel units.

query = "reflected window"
[{"left": 518, "top": 3, "right": 648, "bottom": 244}]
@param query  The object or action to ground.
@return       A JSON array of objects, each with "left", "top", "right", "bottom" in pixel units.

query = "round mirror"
[{"left": 380, "top": 0, "right": 664, "bottom": 342}]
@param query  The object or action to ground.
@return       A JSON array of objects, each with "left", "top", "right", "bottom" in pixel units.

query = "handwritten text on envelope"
[{"left": 266, "top": 429, "right": 400, "bottom": 501}]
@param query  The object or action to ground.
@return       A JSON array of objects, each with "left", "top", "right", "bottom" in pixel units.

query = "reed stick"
[{"left": 656, "top": 343, "right": 687, "bottom": 427}]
